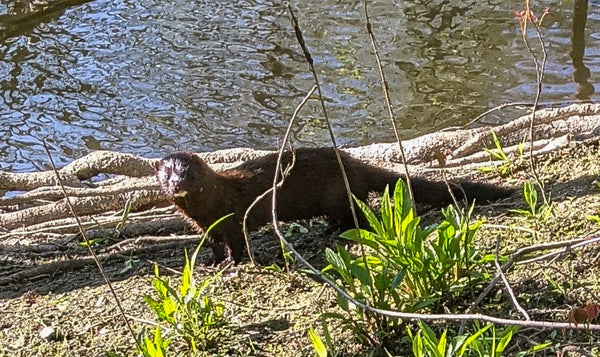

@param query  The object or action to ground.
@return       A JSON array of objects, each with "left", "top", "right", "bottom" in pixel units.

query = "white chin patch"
[{"left": 174, "top": 191, "right": 188, "bottom": 198}]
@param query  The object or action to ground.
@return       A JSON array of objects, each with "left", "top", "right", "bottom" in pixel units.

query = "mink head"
[{"left": 155, "top": 152, "right": 205, "bottom": 198}]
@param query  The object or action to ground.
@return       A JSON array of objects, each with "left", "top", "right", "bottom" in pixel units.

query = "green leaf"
[
  {"left": 459, "top": 323, "right": 491, "bottom": 356},
  {"left": 353, "top": 194, "right": 384, "bottom": 235},
  {"left": 155, "top": 276, "right": 181, "bottom": 304},
  {"left": 152, "top": 326, "right": 166, "bottom": 357},
  {"left": 417, "top": 320, "right": 439, "bottom": 346},
  {"left": 437, "top": 329, "right": 447, "bottom": 356},
  {"left": 523, "top": 181, "right": 537, "bottom": 213},
  {"left": 381, "top": 185, "right": 393, "bottom": 233},
  {"left": 339, "top": 229, "right": 380, "bottom": 250},
  {"left": 393, "top": 179, "right": 413, "bottom": 221},
  {"left": 324, "top": 247, "right": 351, "bottom": 284},
  {"left": 143, "top": 296, "right": 166, "bottom": 319},
  {"left": 338, "top": 245, "right": 352, "bottom": 267},
  {"left": 307, "top": 327, "right": 328, "bottom": 357},
  {"left": 336, "top": 292, "right": 349, "bottom": 311},
  {"left": 412, "top": 332, "right": 424, "bottom": 357},
  {"left": 486, "top": 130, "right": 509, "bottom": 162},
  {"left": 529, "top": 342, "right": 552, "bottom": 352},
  {"left": 349, "top": 262, "right": 372, "bottom": 287},
  {"left": 390, "top": 270, "right": 405, "bottom": 290},
  {"left": 496, "top": 327, "right": 516, "bottom": 353},
  {"left": 180, "top": 249, "right": 194, "bottom": 299},
  {"left": 324, "top": 248, "right": 343, "bottom": 271}
]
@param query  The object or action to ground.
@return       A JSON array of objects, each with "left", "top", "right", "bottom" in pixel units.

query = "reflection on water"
[
  {"left": 571, "top": 0, "right": 594, "bottom": 100},
  {"left": 0, "top": 0, "right": 599, "bottom": 172}
]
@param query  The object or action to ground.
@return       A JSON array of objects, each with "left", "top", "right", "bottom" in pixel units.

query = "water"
[{"left": 1, "top": 0, "right": 598, "bottom": 172}]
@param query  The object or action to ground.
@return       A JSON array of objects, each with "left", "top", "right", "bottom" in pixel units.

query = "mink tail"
[
  {"left": 367, "top": 169, "right": 513, "bottom": 208},
  {"left": 410, "top": 177, "right": 514, "bottom": 207}
]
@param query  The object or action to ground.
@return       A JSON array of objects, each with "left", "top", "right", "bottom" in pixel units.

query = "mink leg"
[
  {"left": 226, "top": 234, "right": 245, "bottom": 263},
  {"left": 208, "top": 235, "right": 227, "bottom": 264}
]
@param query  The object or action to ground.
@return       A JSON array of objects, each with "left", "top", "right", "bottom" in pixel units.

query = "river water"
[{"left": 1, "top": 0, "right": 599, "bottom": 172}]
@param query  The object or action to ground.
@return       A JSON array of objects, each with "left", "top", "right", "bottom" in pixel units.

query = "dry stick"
[
  {"left": 441, "top": 170, "right": 462, "bottom": 209},
  {"left": 0, "top": 240, "right": 192, "bottom": 285},
  {"left": 516, "top": 235, "right": 600, "bottom": 266},
  {"left": 242, "top": 152, "right": 297, "bottom": 266},
  {"left": 494, "top": 236, "right": 531, "bottom": 321},
  {"left": 41, "top": 141, "right": 141, "bottom": 350},
  {"left": 464, "top": 232, "right": 598, "bottom": 327},
  {"left": 431, "top": 104, "right": 487, "bottom": 129},
  {"left": 104, "top": 235, "right": 200, "bottom": 252},
  {"left": 287, "top": 6, "right": 377, "bottom": 303},
  {"left": 363, "top": 1, "right": 414, "bottom": 207},
  {"left": 521, "top": 2, "right": 550, "bottom": 205},
  {"left": 1, "top": 208, "right": 177, "bottom": 239},
  {"left": 462, "top": 102, "right": 534, "bottom": 128},
  {"left": 241, "top": 85, "right": 316, "bottom": 265}
]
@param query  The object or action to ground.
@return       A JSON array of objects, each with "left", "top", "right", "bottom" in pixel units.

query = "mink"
[{"left": 154, "top": 148, "right": 513, "bottom": 263}]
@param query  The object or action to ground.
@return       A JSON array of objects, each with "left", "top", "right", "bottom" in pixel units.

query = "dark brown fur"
[{"left": 155, "top": 148, "right": 513, "bottom": 263}]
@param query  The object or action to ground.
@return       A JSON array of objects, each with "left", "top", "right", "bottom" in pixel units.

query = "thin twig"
[
  {"left": 0, "top": 240, "right": 195, "bottom": 286},
  {"left": 241, "top": 150, "right": 296, "bottom": 266},
  {"left": 465, "top": 233, "right": 597, "bottom": 316},
  {"left": 462, "top": 102, "right": 534, "bottom": 128},
  {"left": 363, "top": 1, "right": 415, "bottom": 207},
  {"left": 494, "top": 236, "right": 530, "bottom": 320},
  {"left": 516, "top": 235, "right": 600, "bottom": 265},
  {"left": 441, "top": 169, "right": 461, "bottom": 209},
  {"left": 288, "top": 6, "right": 376, "bottom": 302},
  {"left": 521, "top": 1, "right": 550, "bottom": 205},
  {"left": 241, "top": 86, "right": 316, "bottom": 265},
  {"left": 41, "top": 140, "right": 141, "bottom": 350},
  {"left": 104, "top": 235, "right": 200, "bottom": 252}
]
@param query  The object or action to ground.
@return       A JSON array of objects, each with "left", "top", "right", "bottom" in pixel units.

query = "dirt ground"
[{"left": 2, "top": 143, "right": 600, "bottom": 356}]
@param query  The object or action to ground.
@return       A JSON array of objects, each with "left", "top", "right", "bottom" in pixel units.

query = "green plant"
[
  {"left": 78, "top": 199, "right": 134, "bottom": 248},
  {"left": 321, "top": 179, "right": 486, "bottom": 341},
  {"left": 408, "top": 321, "right": 551, "bottom": 357},
  {"left": 139, "top": 214, "right": 232, "bottom": 355},
  {"left": 459, "top": 322, "right": 515, "bottom": 356},
  {"left": 479, "top": 131, "right": 525, "bottom": 178},
  {"left": 138, "top": 326, "right": 169, "bottom": 357},
  {"left": 510, "top": 181, "right": 552, "bottom": 223}
]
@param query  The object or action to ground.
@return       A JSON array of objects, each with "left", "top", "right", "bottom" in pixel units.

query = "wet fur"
[{"left": 155, "top": 148, "right": 513, "bottom": 263}]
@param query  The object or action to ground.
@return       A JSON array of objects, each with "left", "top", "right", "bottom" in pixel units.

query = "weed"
[
  {"left": 138, "top": 326, "right": 169, "bottom": 357},
  {"left": 138, "top": 214, "right": 232, "bottom": 356},
  {"left": 510, "top": 181, "right": 552, "bottom": 223},
  {"left": 78, "top": 199, "right": 134, "bottom": 248},
  {"left": 407, "top": 321, "right": 551, "bottom": 356},
  {"left": 479, "top": 130, "right": 525, "bottom": 178},
  {"left": 321, "top": 179, "right": 486, "bottom": 343}
]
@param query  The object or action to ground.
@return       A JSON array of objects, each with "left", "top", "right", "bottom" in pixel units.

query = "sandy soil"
[{"left": 2, "top": 143, "right": 600, "bottom": 356}]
